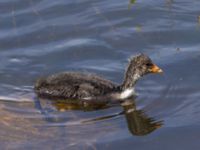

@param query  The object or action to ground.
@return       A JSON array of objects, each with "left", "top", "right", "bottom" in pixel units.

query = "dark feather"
[{"left": 35, "top": 72, "right": 118, "bottom": 99}]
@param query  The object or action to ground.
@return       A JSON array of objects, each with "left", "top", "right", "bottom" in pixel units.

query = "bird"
[{"left": 34, "top": 54, "right": 162, "bottom": 100}]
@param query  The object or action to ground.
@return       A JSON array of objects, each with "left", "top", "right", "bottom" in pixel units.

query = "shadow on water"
[{"left": 35, "top": 96, "right": 163, "bottom": 136}]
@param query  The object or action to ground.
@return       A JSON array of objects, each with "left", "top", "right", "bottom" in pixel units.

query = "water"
[{"left": 0, "top": 0, "right": 200, "bottom": 149}]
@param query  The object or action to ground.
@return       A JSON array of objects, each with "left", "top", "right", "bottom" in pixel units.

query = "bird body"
[
  {"left": 35, "top": 72, "right": 119, "bottom": 99},
  {"left": 34, "top": 54, "right": 162, "bottom": 100}
]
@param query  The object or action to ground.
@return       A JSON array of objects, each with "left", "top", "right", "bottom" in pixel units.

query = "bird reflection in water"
[
  {"left": 36, "top": 97, "right": 163, "bottom": 136},
  {"left": 121, "top": 100, "right": 163, "bottom": 136}
]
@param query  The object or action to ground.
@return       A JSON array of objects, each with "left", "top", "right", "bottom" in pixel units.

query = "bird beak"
[{"left": 149, "top": 64, "right": 163, "bottom": 73}]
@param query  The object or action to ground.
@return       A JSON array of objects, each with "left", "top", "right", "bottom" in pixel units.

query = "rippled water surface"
[{"left": 1, "top": 0, "right": 200, "bottom": 149}]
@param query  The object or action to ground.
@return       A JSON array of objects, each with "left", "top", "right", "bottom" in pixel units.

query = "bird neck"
[
  {"left": 121, "top": 72, "right": 141, "bottom": 90},
  {"left": 121, "top": 63, "right": 142, "bottom": 90}
]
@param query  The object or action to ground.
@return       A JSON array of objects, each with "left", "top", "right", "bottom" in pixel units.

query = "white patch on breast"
[{"left": 120, "top": 88, "right": 135, "bottom": 99}]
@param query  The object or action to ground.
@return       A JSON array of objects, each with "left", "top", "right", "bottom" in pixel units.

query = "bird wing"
[{"left": 35, "top": 72, "right": 117, "bottom": 99}]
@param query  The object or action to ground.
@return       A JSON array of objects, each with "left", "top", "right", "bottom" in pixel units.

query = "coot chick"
[{"left": 34, "top": 54, "right": 162, "bottom": 100}]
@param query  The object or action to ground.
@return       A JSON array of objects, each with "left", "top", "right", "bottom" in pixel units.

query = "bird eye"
[{"left": 146, "top": 63, "right": 152, "bottom": 67}]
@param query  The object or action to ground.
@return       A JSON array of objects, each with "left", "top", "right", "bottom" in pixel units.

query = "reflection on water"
[
  {"left": 121, "top": 100, "right": 162, "bottom": 136},
  {"left": 38, "top": 98, "right": 112, "bottom": 112},
  {"left": 128, "top": 0, "right": 136, "bottom": 9},
  {"left": 36, "top": 96, "right": 162, "bottom": 136}
]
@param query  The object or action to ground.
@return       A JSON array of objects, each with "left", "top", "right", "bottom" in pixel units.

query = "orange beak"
[{"left": 149, "top": 64, "right": 163, "bottom": 73}]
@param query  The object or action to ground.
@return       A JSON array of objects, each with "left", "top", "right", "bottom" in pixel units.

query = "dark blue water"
[{"left": 0, "top": 0, "right": 200, "bottom": 149}]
